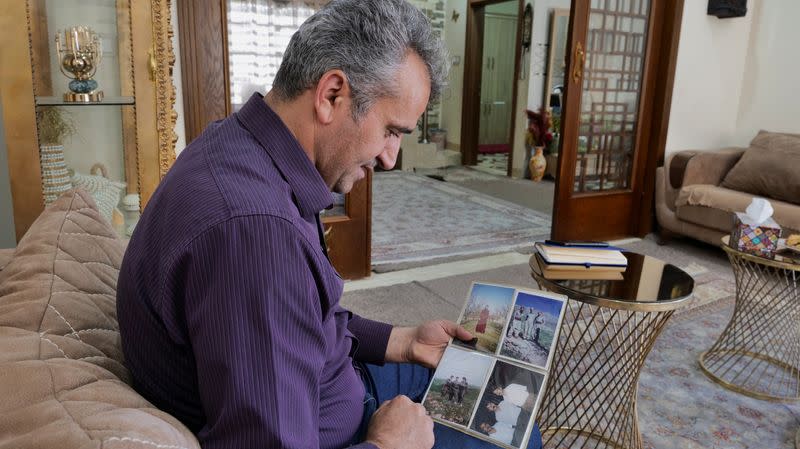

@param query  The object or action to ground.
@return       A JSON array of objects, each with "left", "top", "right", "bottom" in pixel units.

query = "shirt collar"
[{"left": 236, "top": 93, "right": 333, "bottom": 217}]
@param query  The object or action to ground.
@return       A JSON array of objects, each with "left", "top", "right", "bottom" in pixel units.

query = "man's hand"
[
  {"left": 385, "top": 320, "right": 473, "bottom": 368},
  {"left": 365, "top": 395, "right": 434, "bottom": 449}
]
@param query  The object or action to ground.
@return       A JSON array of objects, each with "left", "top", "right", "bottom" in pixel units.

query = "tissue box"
[{"left": 730, "top": 212, "right": 781, "bottom": 257}]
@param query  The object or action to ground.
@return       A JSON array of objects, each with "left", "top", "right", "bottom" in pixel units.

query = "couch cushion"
[
  {"left": 0, "top": 190, "right": 199, "bottom": 449},
  {"left": 720, "top": 131, "right": 800, "bottom": 205},
  {"left": 676, "top": 184, "right": 800, "bottom": 232}
]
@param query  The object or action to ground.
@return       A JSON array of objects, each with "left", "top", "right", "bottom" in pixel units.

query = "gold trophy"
[{"left": 55, "top": 26, "right": 104, "bottom": 102}]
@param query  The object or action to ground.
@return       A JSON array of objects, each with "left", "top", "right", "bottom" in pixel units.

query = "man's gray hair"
[{"left": 272, "top": 0, "right": 448, "bottom": 119}]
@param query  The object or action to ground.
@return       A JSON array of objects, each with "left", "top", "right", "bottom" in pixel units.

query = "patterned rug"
[
  {"left": 639, "top": 298, "right": 800, "bottom": 449},
  {"left": 372, "top": 171, "right": 551, "bottom": 270}
]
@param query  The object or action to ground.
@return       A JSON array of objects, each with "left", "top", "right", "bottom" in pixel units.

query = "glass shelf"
[{"left": 35, "top": 96, "right": 135, "bottom": 106}]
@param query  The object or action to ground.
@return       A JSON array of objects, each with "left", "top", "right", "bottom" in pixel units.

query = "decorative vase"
[
  {"left": 39, "top": 144, "right": 73, "bottom": 205},
  {"left": 529, "top": 146, "right": 547, "bottom": 182}
]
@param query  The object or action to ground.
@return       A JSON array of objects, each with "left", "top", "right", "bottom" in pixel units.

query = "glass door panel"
[{"left": 574, "top": 0, "right": 651, "bottom": 193}]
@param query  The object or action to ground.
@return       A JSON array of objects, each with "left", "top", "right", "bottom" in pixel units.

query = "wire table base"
[
  {"left": 698, "top": 244, "right": 800, "bottom": 402},
  {"left": 534, "top": 300, "right": 675, "bottom": 449}
]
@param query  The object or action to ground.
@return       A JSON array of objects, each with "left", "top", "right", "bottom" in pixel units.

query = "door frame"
[
  {"left": 461, "top": 0, "right": 525, "bottom": 177},
  {"left": 176, "top": 0, "right": 371, "bottom": 279},
  {"left": 551, "top": 0, "right": 684, "bottom": 240}
]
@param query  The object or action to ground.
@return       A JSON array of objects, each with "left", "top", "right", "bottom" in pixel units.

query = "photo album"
[{"left": 422, "top": 283, "right": 567, "bottom": 449}]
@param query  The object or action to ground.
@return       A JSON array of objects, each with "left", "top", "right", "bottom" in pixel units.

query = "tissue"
[
  {"left": 731, "top": 198, "right": 782, "bottom": 257},
  {"left": 743, "top": 198, "right": 775, "bottom": 226}
]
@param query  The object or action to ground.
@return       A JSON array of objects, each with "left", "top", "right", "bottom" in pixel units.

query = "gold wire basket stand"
[{"left": 698, "top": 242, "right": 800, "bottom": 402}]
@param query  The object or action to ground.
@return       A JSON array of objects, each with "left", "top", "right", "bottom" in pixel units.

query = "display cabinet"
[{"left": 0, "top": 0, "right": 177, "bottom": 241}]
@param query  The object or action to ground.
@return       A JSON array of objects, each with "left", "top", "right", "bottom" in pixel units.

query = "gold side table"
[
  {"left": 530, "top": 253, "right": 694, "bottom": 449},
  {"left": 698, "top": 239, "right": 800, "bottom": 402}
]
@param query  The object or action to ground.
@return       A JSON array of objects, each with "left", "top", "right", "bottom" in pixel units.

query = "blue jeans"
[{"left": 354, "top": 362, "right": 542, "bottom": 449}]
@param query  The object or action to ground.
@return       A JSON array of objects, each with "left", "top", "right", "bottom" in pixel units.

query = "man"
[
  {"left": 444, "top": 376, "right": 456, "bottom": 402},
  {"left": 456, "top": 376, "right": 468, "bottom": 404},
  {"left": 117, "top": 1, "right": 540, "bottom": 448},
  {"left": 532, "top": 312, "right": 545, "bottom": 345}
]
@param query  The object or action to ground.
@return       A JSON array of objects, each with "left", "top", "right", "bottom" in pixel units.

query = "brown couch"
[
  {"left": 656, "top": 131, "right": 800, "bottom": 245},
  {"left": 0, "top": 190, "right": 200, "bottom": 449}
]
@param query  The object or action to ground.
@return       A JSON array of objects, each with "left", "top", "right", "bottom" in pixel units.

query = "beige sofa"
[
  {"left": 0, "top": 190, "right": 200, "bottom": 449},
  {"left": 656, "top": 131, "right": 800, "bottom": 245}
]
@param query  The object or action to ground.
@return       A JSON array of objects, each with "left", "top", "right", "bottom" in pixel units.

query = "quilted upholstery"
[{"left": 0, "top": 190, "right": 199, "bottom": 449}]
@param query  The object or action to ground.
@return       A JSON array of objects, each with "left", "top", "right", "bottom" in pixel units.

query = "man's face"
[
  {"left": 486, "top": 402, "right": 499, "bottom": 412},
  {"left": 316, "top": 51, "right": 431, "bottom": 194}
]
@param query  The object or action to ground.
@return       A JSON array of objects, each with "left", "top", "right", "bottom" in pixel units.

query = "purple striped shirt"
[{"left": 117, "top": 93, "right": 391, "bottom": 449}]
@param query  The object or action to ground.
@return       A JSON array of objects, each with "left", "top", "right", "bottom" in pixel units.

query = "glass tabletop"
[{"left": 529, "top": 252, "right": 695, "bottom": 312}]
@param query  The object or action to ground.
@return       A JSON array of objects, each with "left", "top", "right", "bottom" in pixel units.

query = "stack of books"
[{"left": 533, "top": 241, "right": 628, "bottom": 280}]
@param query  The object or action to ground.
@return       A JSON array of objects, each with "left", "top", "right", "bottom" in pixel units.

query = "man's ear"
[{"left": 314, "top": 70, "right": 350, "bottom": 125}]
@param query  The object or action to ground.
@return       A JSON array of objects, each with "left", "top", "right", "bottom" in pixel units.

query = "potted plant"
[
  {"left": 36, "top": 107, "right": 76, "bottom": 204},
  {"left": 525, "top": 107, "right": 553, "bottom": 182}
]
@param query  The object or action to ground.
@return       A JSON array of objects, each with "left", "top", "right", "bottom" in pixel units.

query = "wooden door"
[
  {"left": 552, "top": 0, "right": 683, "bottom": 241},
  {"left": 177, "top": 0, "right": 371, "bottom": 279},
  {"left": 478, "top": 12, "right": 518, "bottom": 147}
]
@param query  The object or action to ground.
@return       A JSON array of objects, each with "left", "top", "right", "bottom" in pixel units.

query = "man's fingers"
[{"left": 441, "top": 320, "right": 473, "bottom": 341}]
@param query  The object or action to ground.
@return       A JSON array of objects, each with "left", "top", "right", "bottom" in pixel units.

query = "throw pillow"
[
  {"left": 721, "top": 131, "right": 800, "bottom": 205},
  {"left": 0, "top": 189, "right": 201, "bottom": 449},
  {"left": 70, "top": 167, "right": 126, "bottom": 224},
  {"left": 0, "top": 189, "right": 128, "bottom": 377}
]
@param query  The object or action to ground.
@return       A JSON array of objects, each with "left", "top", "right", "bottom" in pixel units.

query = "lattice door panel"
[{"left": 574, "top": 0, "right": 651, "bottom": 193}]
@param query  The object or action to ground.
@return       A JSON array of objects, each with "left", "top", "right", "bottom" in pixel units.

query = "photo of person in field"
[
  {"left": 454, "top": 283, "right": 516, "bottom": 354},
  {"left": 499, "top": 291, "right": 565, "bottom": 369},
  {"left": 423, "top": 347, "right": 494, "bottom": 427},
  {"left": 470, "top": 361, "right": 545, "bottom": 448}
]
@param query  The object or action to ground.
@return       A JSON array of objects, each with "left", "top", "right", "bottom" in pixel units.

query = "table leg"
[{"left": 535, "top": 300, "right": 674, "bottom": 449}]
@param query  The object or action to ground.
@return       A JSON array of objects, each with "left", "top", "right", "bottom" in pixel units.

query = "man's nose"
[{"left": 376, "top": 143, "right": 400, "bottom": 170}]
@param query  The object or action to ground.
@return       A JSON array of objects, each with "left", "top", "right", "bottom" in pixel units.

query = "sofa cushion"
[
  {"left": 720, "top": 131, "right": 800, "bottom": 205},
  {"left": 676, "top": 184, "right": 800, "bottom": 232},
  {"left": 0, "top": 190, "right": 199, "bottom": 449}
]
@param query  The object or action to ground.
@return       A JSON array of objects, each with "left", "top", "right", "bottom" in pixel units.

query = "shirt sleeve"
[
  {"left": 347, "top": 313, "right": 392, "bottom": 364},
  {"left": 180, "top": 216, "right": 373, "bottom": 449}
]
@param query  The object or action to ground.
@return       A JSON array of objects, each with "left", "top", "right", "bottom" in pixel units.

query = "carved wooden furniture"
[{"left": 0, "top": 0, "right": 177, "bottom": 241}]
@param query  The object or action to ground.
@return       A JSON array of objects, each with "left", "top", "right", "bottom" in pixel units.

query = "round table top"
[{"left": 529, "top": 251, "right": 695, "bottom": 312}]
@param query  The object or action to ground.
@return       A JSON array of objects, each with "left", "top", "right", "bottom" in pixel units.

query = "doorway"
[
  {"left": 461, "top": 0, "right": 524, "bottom": 178},
  {"left": 476, "top": 1, "right": 520, "bottom": 177}
]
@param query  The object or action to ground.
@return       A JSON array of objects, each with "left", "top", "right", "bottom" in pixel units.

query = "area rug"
[
  {"left": 638, "top": 298, "right": 800, "bottom": 449},
  {"left": 372, "top": 171, "right": 551, "bottom": 270}
]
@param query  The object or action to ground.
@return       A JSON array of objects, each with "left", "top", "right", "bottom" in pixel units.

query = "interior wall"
[
  {"left": 0, "top": 96, "right": 16, "bottom": 247},
  {"left": 734, "top": 0, "right": 800, "bottom": 143},
  {"left": 664, "top": 0, "right": 754, "bottom": 154},
  {"left": 440, "top": 0, "right": 467, "bottom": 149}
]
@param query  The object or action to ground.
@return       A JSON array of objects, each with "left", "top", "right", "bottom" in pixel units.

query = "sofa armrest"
[{"left": 668, "top": 148, "right": 746, "bottom": 188}]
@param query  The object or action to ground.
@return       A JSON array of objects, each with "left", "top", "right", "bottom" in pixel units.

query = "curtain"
[{"left": 227, "top": 0, "right": 329, "bottom": 110}]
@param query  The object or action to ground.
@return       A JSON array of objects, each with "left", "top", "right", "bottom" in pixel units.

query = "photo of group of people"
[
  {"left": 499, "top": 291, "right": 564, "bottom": 368},
  {"left": 423, "top": 347, "right": 493, "bottom": 426},
  {"left": 422, "top": 283, "right": 567, "bottom": 448}
]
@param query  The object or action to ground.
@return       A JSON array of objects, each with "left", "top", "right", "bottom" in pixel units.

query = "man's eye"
[{"left": 387, "top": 129, "right": 400, "bottom": 138}]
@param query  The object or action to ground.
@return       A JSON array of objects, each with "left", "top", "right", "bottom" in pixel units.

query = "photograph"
[
  {"left": 470, "top": 361, "right": 546, "bottom": 448},
  {"left": 454, "top": 283, "right": 517, "bottom": 354},
  {"left": 499, "top": 290, "right": 566, "bottom": 369},
  {"left": 423, "top": 347, "right": 494, "bottom": 427}
]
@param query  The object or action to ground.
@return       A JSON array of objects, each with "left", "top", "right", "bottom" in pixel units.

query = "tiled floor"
[{"left": 474, "top": 153, "right": 509, "bottom": 176}]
